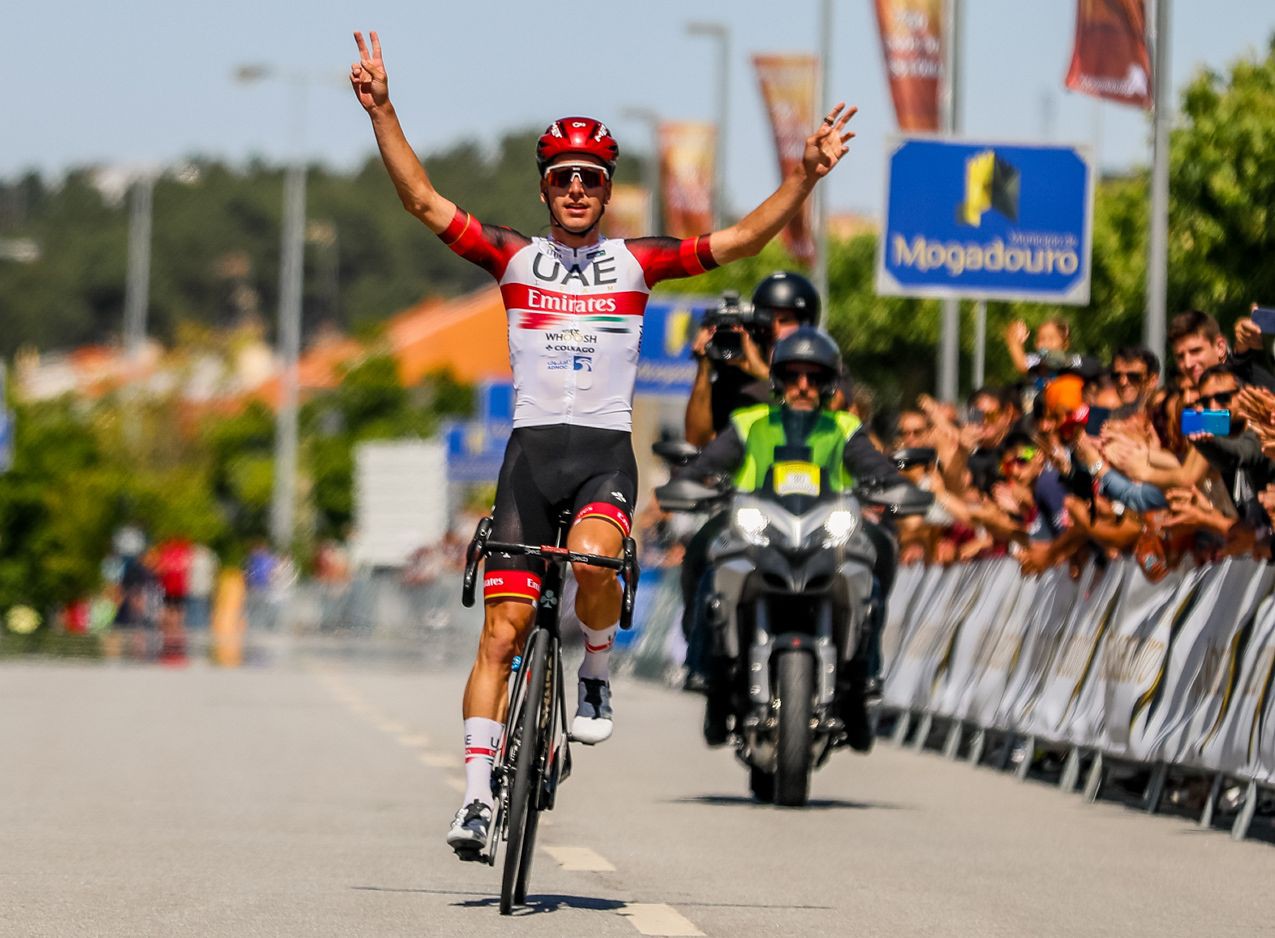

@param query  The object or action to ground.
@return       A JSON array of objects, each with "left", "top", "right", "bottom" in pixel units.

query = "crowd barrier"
[{"left": 881, "top": 554, "right": 1275, "bottom": 840}]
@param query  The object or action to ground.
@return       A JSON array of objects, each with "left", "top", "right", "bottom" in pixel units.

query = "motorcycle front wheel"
[{"left": 774, "top": 650, "right": 814, "bottom": 807}]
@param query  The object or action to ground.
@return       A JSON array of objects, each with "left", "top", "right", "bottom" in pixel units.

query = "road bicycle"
[{"left": 460, "top": 509, "right": 638, "bottom": 915}]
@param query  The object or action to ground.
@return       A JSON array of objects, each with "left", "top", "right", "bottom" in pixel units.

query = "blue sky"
[{"left": 12, "top": 1, "right": 1275, "bottom": 219}]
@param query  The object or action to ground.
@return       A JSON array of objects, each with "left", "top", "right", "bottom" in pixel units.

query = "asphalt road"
[{"left": 3, "top": 653, "right": 1274, "bottom": 937}]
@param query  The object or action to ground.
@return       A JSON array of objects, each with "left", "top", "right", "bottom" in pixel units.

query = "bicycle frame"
[{"left": 460, "top": 511, "right": 638, "bottom": 912}]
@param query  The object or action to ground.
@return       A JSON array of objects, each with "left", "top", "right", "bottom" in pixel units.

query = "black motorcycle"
[{"left": 655, "top": 447, "right": 925, "bottom": 806}]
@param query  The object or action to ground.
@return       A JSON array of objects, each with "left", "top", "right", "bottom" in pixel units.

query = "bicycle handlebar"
[{"left": 461, "top": 517, "right": 640, "bottom": 630}]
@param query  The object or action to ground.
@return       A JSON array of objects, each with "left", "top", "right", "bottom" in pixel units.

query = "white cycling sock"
[
  {"left": 579, "top": 621, "right": 618, "bottom": 681},
  {"left": 562, "top": 569, "right": 618, "bottom": 682},
  {"left": 462, "top": 716, "right": 503, "bottom": 809}
]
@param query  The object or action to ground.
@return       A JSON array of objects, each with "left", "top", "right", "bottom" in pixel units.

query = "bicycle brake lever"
[
  {"left": 461, "top": 516, "right": 493, "bottom": 608},
  {"left": 618, "top": 537, "right": 639, "bottom": 630}
]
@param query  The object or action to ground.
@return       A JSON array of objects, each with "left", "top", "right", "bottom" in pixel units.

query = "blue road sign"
[
  {"left": 876, "top": 138, "right": 1094, "bottom": 305},
  {"left": 636, "top": 298, "right": 707, "bottom": 394}
]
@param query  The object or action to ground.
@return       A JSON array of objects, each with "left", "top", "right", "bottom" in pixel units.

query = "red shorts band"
[
  {"left": 573, "top": 501, "right": 632, "bottom": 537},
  {"left": 483, "top": 570, "right": 542, "bottom": 604}
]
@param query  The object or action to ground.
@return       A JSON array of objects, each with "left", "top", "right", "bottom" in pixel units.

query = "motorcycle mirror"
[
  {"left": 857, "top": 481, "right": 934, "bottom": 517},
  {"left": 652, "top": 439, "right": 702, "bottom": 466},
  {"left": 654, "top": 478, "right": 726, "bottom": 513}
]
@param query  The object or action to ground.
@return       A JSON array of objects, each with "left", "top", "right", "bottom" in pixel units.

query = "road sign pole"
[{"left": 937, "top": 0, "right": 964, "bottom": 402}]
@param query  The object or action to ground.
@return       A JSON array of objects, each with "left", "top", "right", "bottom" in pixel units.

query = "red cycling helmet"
[{"left": 536, "top": 117, "right": 619, "bottom": 175}]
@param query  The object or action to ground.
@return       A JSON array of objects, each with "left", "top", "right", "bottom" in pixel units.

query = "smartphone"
[
  {"left": 1085, "top": 406, "right": 1111, "bottom": 437},
  {"left": 1181, "top": 408, "right": 1231, "bottom": 436},
  {"left": 1252, "top": 306, "right": 1275, "bottom": 334}
]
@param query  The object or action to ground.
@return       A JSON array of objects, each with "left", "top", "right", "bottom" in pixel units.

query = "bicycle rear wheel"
[{"left": 500, "top": 628, "right": 548, "bottom": 915}]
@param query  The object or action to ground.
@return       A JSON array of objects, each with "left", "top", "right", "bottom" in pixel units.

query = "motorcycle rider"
[
  {"left": 673, "top": 327, "right": 922, "bottom": 749},
  {"left": 680, "top": 272, "right": 822, "bottom": 691}
]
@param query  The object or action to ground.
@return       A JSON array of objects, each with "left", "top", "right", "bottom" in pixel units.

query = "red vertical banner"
[
  {"left": 1065, "top": 0, "right": 1152, "bottom": 109},
  {"left": 873, "top": 0, "right": 944, "bottom": 132},
  {"left": 603, "top": 184, "right": 651, "bottom": 240},
  {"left": 752, "top": 53, "right": 818, "bottom": 268},
  {"left": 658, "top": 122, "right": 716, "bottom": 238}
]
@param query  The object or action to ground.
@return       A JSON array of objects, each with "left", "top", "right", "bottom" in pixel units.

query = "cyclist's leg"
[
  {"left": 563, "top": 451, "right": 635, "bottom": 743},
  {"left": 451, "top": 432, "right": 552, "bottom": 853}
]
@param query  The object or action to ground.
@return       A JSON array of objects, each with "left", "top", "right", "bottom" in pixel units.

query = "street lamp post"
[
  {"left": 620, "top": 106, "right": 661, "bottom": 233},
  {"left": 685, "top": 21, "right": 730, "bottom": 229},
  {"left": 233, "top": 65, "right": 313, "bottom": 555}
]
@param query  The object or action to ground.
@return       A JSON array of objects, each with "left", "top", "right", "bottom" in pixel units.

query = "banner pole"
[
  {"left": 813, "top": 0, "right": 832, "bottom": 301},
  {"left": 1145, "top": 0, "right": 1171, "bottom": 363}
]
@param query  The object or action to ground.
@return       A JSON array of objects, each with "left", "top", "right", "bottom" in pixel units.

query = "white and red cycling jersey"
[{"left": 439, "top": 207, "right": 717, "bottom": 432}]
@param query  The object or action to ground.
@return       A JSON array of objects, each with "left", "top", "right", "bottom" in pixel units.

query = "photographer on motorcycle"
[
  {"left": 684, "top": 272, "right": 822, "bottom": 447},
  {"left": 673, "top": 327, "right": 927, "bottom": 749},
  {"left": 679, "top": 274, "right": 822, "bottom": 692}
]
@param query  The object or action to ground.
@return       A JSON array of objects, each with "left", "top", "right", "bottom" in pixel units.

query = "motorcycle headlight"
[
  {"left": 821, "top": 509, "right": 858, "bottom": 548},
  {"left": 732, "top": 506, "right": 771, "bottom": 547}
]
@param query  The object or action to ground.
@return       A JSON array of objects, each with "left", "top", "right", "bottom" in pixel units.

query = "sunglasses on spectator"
[
  {"left": 543, "top": 163, "right": 610, "bottom": 188},
  {"left": 1112, "top": 369, "right": 1148, "bottom": 382},
  {"left": 1004, "top": 446, "right": 1038, "bottom": 466},
  {"left": 1200, "top": 389, "right": 1236, "bottom": 408},
  {"left": 967, "top": 407, "right": 999, "bottom": 426}
]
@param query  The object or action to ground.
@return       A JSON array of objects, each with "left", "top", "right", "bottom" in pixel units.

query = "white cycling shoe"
[{"left": 570, "top": 677, "right": 613, "bottom": 744}]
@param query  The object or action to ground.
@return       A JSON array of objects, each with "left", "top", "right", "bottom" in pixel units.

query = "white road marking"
[
  {"left": 617, "top": 904, "right": 704, "bottom": 937},
  {"left": 377, "top": 720, "right": 407, "bottom": 735},
  {"left": 443, "top": 776, "right": 466, "bottom": 794},
  {"left": 542, "top": 844, "right": 616, "bottom": 872},
  {"left": 419, "top": 752, "right": 460, "bottom": 769},
  {"left": 397, "top": 733, "right": 430, "bottom": 748}
]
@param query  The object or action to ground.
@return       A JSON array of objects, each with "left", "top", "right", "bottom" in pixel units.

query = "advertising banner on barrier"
[
  {"left": 1149, "top": 561, "right": 1275, "bottom": 765},
  {"left": 753, "top": 53, "right": 819, "bottom": 268},
  {"left": 1064, "top": 0, "right": 1153, "bottom": 110},
  {"left": 1021, "top": 561, "right": 1126, "bottom": 741},
  {"left": 1194, "top": 592, "right": 1275, "bottom": 777},
  {"left": 882, "top": 562, "right": 930, "bottom": 668},
  {"left": 875, "top": 554, "right": 1275, "bottom": 782},
  {"left": 930, "top": 560, "right": 1023, "bottom": 721},
  {"left": 883, "top": 565, "right": 968, "bottom": 711},
  {"left": 659, "top": 122, "right": 715, "bottom": 239},
  {"left": 1106, "top": 564, "right": 1219, "bottom": 761},
  {"left": 962, "top": 572, "right": 1038, "bottom": 728},
  {"left": 992, "top": 568, "right": 1077, "bottom": 733},
  {"left": 872, "top": 0, "right": 943, "bottom": 132},
  {"left": 876, "top": 137, "right": 1094, "bottom": 304}
]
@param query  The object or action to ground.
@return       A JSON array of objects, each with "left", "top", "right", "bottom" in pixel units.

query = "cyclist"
[
  {"left": 349, "top": 30, "right": 858, "bottom": 858},
  {"left": 672, "top": 328, "right": 926, "bottom": 748}
]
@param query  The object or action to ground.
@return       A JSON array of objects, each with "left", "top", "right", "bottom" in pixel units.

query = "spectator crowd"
[{"left": 884, "top": 307, "right": 1275, "bottom": 578}]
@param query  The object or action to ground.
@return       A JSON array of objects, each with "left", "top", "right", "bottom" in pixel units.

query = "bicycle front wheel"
[{"left": 500, "top": 628, "right": 548, "bottom": 915}]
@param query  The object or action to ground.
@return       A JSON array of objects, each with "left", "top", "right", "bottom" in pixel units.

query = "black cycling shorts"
[{"left": 483, "top": 425, "right": 636, "bottom": 604}]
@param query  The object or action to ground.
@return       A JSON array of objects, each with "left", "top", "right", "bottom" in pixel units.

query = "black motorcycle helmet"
[
  {"left": 751, "top": 271, "right": 821, "bottom": 327},
  {"left": 770, "top": 326, "right": 843, "bottom": 399}
]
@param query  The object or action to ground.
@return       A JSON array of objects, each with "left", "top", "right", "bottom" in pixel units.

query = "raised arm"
[
  {"left": 350, "top": 31, "right": 456, "bottom": 233},
  {"left": 707, "top": 104, "right": 857, "bottom": 266}
]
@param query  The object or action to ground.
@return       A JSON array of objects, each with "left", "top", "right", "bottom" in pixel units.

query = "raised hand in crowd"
[
  {"left": 1235, "top": 315, "right": 1263, "bottom": 355},
  {"left": 1004, "top": 319, "right": 1032, "bottom": 375},
  {"left": 1163, "top": 486, "right": 1231, "bottom": 538},
  {"left": 1235, "top": 384, "right": 1275, "bottom": 428}
]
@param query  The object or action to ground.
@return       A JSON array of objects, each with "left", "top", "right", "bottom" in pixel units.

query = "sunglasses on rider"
[{"left": 543, "top": 163, "right": 610, "bottom": 189}]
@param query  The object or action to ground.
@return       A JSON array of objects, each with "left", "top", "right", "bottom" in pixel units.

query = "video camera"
[{"left": 702, "top": 291, "right": 773, "bottom": 363}]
